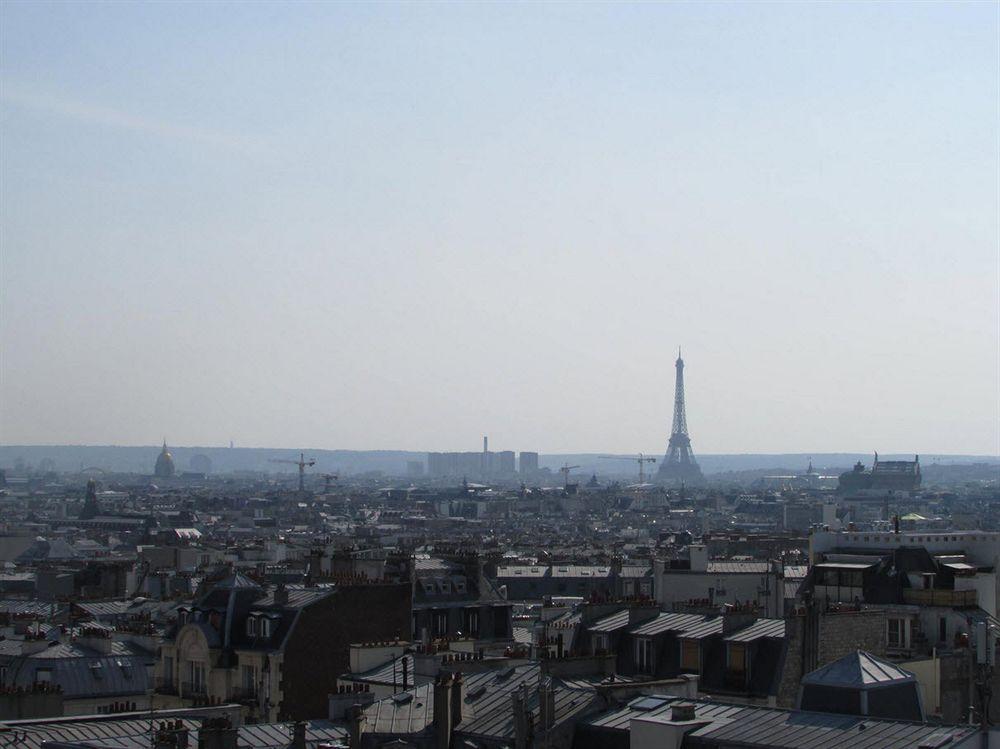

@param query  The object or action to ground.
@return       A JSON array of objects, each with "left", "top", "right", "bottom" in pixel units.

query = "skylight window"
[{"left": 631, "top": 697, "right": 669, "bottom": 712}]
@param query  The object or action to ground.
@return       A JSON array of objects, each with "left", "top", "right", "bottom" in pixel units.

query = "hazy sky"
[{"left": 1, "top": 2, "right": 997, "bottom": 455}]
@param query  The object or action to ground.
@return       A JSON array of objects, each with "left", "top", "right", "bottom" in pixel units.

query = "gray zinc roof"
[
  {"left": 802, "top": 650, "right": 916, "bottom": 689},
  {"left": 588, "top": 610, "right": 630, "bottom": 633},
  {"left": 724, "top": 618, "right": 785, "bottom": 642},
  {"left": 585, "top": 696, "right": 977, "bottom": 748},
  {"left": 629, "top": 613, "right": 705, "bottom": 637},
  {"left": 677, "top": 618, "right": 724, "bottom": 640},
  {"left": 689, "top": 702, "right": 973, "bottom": 748}
]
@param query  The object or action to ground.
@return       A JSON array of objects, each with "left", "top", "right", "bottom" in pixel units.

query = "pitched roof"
[
  {"left": 588, "top": 610, "right": 630, "bottom": 633},
  {"left": 724, "top": 618, "right": 785, "bottom": 642},
  {"left": 801, "top": 650, "right": 916, "bottom": 688},
  {"left": 677, "top": 618, "right": 724, "bottom": 640},
  {"left": 628, "top": 613, "right": 705, "bottom": 637}
]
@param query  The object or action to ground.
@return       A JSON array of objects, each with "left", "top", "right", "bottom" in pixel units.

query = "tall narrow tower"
[{"left": 655, "top": 349, "right": 705, "bottom": 485}]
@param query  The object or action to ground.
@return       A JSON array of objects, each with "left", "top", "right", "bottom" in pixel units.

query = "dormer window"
[
  {"left": 260, "top": 618, "right": 271, "bottom": 638},
  {"left": 246, "top": 616, "right": 258, "bottom": 638},
  {"left": 177, "top": 609, "right": 189, "bottom": 626}
]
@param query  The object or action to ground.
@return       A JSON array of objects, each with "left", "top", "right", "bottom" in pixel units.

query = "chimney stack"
[
  {"left": 450, "top": 672, "right": 464, "bottom": 731},
  {"left": 512, "top": 683, "right": 532, "bottom": 749},
  {"left": 197, "top": 716, "right": 237, "bottom": 749},
  {"left": 538, "top": 677, "right": 555, "bottom": 732},
  {"left": 672, "top": 703, "right": 696, "bottom": 722},
  {"left": 433, "top": 672, "right": 453, "bottom": 749},
  {"left": 290, "top": 721, "right": 306, "bottom": 749},
  {"left": 348, "top": 704, "right": 367, "bottom": 748},
  {"left": 273, "top": 582, "right": 289, "bottom": 607}
]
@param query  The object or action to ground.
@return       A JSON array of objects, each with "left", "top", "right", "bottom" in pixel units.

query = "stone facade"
[{"left": 777, "top": 607, "right": 887, "bottom": 707}]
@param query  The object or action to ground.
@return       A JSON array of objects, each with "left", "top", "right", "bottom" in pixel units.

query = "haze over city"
[
  {"left": 3, "top": 5, "right": 1000, "bottom": 748},
  {"left": 2, "top": 2, "right": 997, "bottom": 455}
]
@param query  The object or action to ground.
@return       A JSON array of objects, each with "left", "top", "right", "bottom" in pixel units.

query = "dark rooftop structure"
[{"left": 799, "top": 650, "right": 924, "bottom": 722}]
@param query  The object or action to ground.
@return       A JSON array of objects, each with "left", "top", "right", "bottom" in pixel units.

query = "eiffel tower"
[{"left": 655, "top": 349, "right": 705, "bottom": 485}]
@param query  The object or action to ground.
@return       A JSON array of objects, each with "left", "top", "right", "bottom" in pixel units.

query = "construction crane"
[
  {"left": 269, "top": 453, "right": 316, "bottom": 492},
  {"left": 599, "top": 453, "right": 657, "bottom": 485},
  {"left": 558, "top": 463, "right": 580, "bottom": 488},
  {"left": 321, "top": 473, "right": 339, "bottom": 493}
]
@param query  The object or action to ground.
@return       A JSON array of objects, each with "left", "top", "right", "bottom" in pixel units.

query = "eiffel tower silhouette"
[{"left": 655, "top": 349, "right": 705, "bottom": 485}]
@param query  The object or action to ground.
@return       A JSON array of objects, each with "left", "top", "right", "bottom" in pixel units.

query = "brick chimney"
[
  {"left": 197, "top": 716, "right": 237, "bottom": 749},
  {"left": 154, "top": 720, "right": 190, "bottom": 749}
]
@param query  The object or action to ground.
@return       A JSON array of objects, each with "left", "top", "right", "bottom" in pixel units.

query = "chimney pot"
[{"left": 672, "top": 703, "right": 697, "bottom": 721}]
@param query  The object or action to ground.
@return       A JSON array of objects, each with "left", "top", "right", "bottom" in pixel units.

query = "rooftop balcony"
[{"left": 902, "top": 589, "right": 977, "bottom": 607}]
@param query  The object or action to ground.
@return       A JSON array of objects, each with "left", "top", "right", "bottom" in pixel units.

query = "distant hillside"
[{"left": 1, "top": 445, "right": 996, "bottom": 478}]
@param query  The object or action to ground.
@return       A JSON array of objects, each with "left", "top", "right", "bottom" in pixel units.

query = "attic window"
[
  {"left": 90, "top": 662, "right": 104, "bottom": 680},
  {"left": 117, "top": 659, "right": 132, "bottom": 678},
  {"left": 454, "top": 580, "right": 467, "bottom": 594},
  {"left": 35, "top": 668, "right": 52, "bottom": 684},
  {"left": 422, "top": 582, "right": 436, "bottom": 594},
  {"left": 259, "top": 618, "right": 271, "bottom": 638},
  {"left": 247, "top": 616, "right": 258, "bottom": 637}
]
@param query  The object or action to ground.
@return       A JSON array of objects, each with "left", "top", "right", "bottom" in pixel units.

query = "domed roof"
[{"left": 154, "top": 441, "right": 176, "bottom": 478}]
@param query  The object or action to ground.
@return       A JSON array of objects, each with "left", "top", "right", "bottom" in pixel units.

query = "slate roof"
[
  {"left": 253, "top": 586, "right": 334, "bottom": 609},
  {"left": 583, "top": 695, "right": 977, "bottom": 748},
  {"left": 361, "top": 665, "right": 536, "bottom": 735},
  {"left": 11, "top": 718, "right": 346, "bottom": 749},
  {"left": 629, "top": 613, "right": 705, "bottom": 637},
  {"left": 724, "top": 618, "right": 785, "bottom": 642},
  {"left": 15, "top": 538, "right": 82, "bottom": 562},
  {"left": 414, "top": 556, "right": 460, "bottom": 573},
  {"left": 0, "top": 599, "right": 63, "bottom": 617},
  {"left": 456, "top": 679, "right": 600, "bottom": 742},
  {"left": 677, "top": 618, "right": 724, "bottom": 640},
  {"left": 802, "top": 650, "right": 916, "bottom": 689},
  {"left": 706, "top": 562, "right": 770, "bottom": 574},
  {"left": 620, "top": 566, "right": 653, "bottom": 578},
  {"left": 0, "top": 640, "right": 154, "bottom": 699},
  {"left": 495, "top": 565, "right": 617, "bottom": 579},
  {"left": 587, "top": 610, "right": 630, "bottom": 633},
  {"left": 340, "top": 654, "right": 431, "bottom": 689}
]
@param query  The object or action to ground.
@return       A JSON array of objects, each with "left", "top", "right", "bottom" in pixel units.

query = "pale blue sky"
[{"left": 1, "top": 2, "right": 997, "bottom": 455}]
